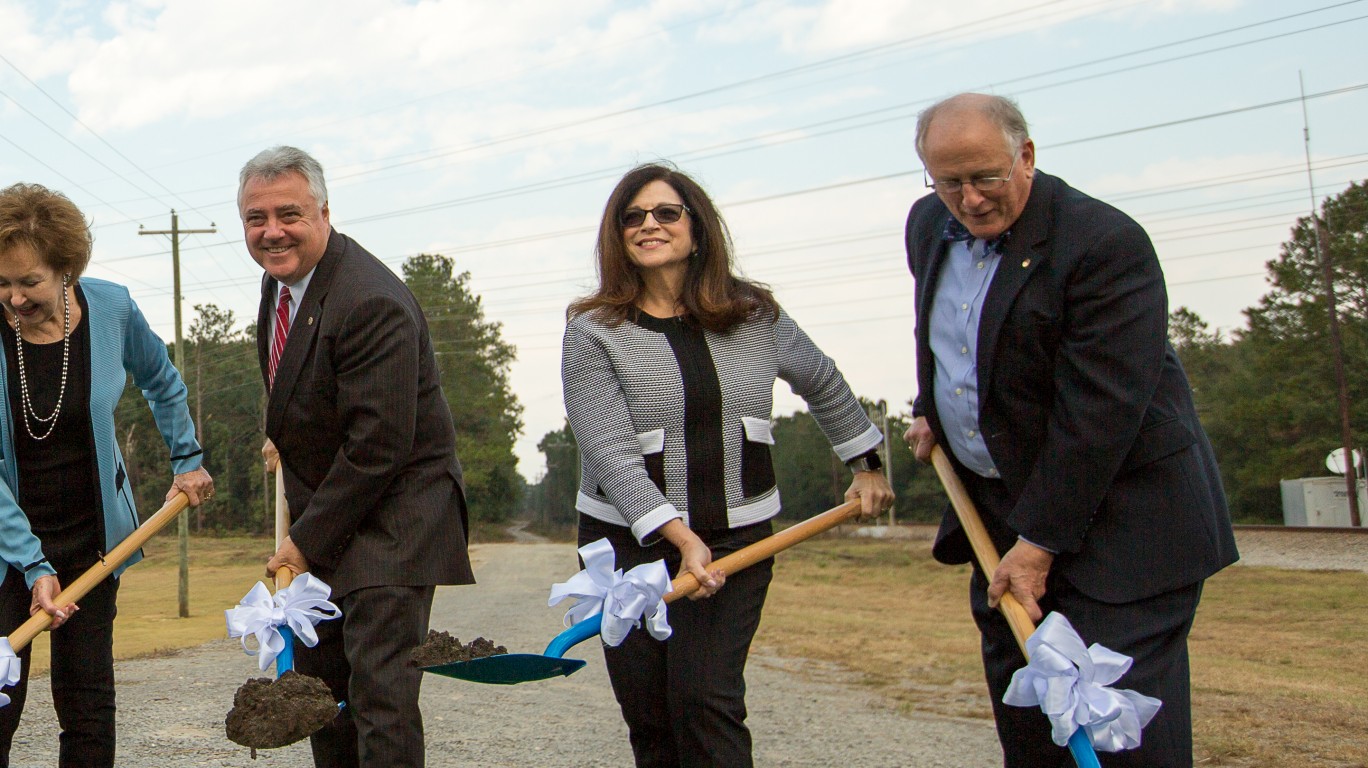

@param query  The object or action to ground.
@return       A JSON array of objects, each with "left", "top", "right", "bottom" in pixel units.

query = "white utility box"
[{"left": 1280, "top": 477, "right": 1367, "bottom": 527}]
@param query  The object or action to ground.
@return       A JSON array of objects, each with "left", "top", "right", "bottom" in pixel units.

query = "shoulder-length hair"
[
  {"left": 568, "top": 163, "right": 777, "bottom": 332},
  {"left": 0, "top": 183, "right": 93, "bottom": 280}
]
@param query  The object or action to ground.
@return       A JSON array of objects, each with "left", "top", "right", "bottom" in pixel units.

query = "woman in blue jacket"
[{"left": 0, "top": 183, "right": 213, "bottom": 767}]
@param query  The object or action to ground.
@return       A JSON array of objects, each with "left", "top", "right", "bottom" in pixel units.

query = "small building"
[{"left": 1280, "top": 477, "right": 1367, "bottom": 527}]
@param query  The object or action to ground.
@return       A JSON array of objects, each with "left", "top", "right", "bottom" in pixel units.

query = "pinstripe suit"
[{"left": 257, "top": 228, "right": 473, "bottom": 768}]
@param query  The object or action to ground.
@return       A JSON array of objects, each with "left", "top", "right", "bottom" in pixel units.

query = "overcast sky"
[{"left": 3, "top": 0, "right": 1365, "bottom": 481}]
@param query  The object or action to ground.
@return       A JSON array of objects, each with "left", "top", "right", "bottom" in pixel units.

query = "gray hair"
[
  {"left": 237, "top": 146, "right": 329, "bottom": 212},
  {"left": 915, "top": 93, "right": 1030, "bottom": 159}
]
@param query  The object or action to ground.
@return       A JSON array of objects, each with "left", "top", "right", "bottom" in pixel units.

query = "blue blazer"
[
  {"left": 907, "top": 172, "right": 1237, "bottom": 604},
  {"left": 0, "top": 278, "right": 203, "bottom": 587}
]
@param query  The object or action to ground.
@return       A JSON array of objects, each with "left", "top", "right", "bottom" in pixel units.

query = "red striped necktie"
[{"left": 268, "top": 285, "right": 292, "bottom": 389}]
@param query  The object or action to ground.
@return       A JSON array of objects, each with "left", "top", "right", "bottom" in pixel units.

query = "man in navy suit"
[
  {"left": 903, "top": 93, "right": 1238, "bottom": 767},
  {"left": 239, "top": 146, "right": 474, "bottom": 768}
]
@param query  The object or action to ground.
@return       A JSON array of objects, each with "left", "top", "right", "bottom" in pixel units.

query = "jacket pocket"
[
  {"left": 1118, "top": 417, "right": 1196, "bottom": 475},
  {"left": 637, "top": 429, "right": 666, "bottom": 495},
  {"left": 116, "top": 463, "right": 138, "bottom": 529},
  {"left": 740, "top": 417, "right": 776, "bottom": 498}
]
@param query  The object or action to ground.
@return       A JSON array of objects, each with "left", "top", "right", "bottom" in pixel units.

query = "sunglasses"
[{"left": 620, "top": 203, "right": 689, "bottom": 228}]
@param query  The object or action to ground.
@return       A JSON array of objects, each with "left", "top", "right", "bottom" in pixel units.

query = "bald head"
[{"left": 915, "top": 93, "right": 1030, "bottom": 161}]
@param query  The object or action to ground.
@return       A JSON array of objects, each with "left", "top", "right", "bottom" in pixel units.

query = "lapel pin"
[
  {"left": 1021, "top": 258, "right": 1031, "bottom": 268},
  {"left": 307, "top": 316, "right": 315, "bottom": 326}
]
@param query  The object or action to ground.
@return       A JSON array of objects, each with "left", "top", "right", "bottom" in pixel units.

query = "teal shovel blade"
[{"left": 421, "top": 613, "right": 602, "bottom": 685}]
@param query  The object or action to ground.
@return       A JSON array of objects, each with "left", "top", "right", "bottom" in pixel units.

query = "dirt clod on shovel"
[
  {"left": 409, "top": 629, "right": 507, "bottom": 666},
  {"left": 226, "top": 670, "right": 337, "bottom": 755}
]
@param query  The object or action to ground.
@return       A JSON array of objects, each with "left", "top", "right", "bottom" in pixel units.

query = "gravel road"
[
  {"left": 6, "top": 540, "right": 999, "bottom": 767},
  {"left": 8, "top": 527, "right": 1364, "bottom": 766}
]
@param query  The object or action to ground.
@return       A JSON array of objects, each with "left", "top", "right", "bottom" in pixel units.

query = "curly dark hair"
[
  {"left": 569, "top": 163, "right": 777, "bottom": 332},
  {"left": 0, "top": 183, "right": 93, "bottom": 280}
]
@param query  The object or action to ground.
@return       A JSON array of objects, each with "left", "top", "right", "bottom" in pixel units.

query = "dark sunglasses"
[{"left": 620, "top": 203, "right": 689, "bottom": 228}]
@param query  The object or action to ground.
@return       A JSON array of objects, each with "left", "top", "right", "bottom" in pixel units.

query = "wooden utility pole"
[
  {"left": 139, "top": 210, "right": 216, "bottom": 616},
  {"left": 1300, "top": 73, "right": 1360, "bottom": 527}
]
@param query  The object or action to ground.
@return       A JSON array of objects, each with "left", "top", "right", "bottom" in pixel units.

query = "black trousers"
[
  {"left": 581, "top": 515, "right": 774, "bottom": 768},
  {"left": 0, "top": 566, "right": 118, "bottom": 768},
  {"left": 294, "top": 584, "right": 435, "bottom": 768},
  {"left": 960, "top": 472, "right": 1203, "bottom": 768}
]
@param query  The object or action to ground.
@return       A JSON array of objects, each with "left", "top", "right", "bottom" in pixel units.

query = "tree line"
[
  {"left": 115, "top": 253, "right": 522, "bottom": 534},
  {"left": 113, "top": 182, "right": 1368, "bottom": 532},
  {"left": 526, "top": 181, "right": 1368, "bottom": 526}
]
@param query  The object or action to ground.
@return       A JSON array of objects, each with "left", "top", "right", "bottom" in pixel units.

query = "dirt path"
[{"left": 9, "top": 541, "right": 997, "bottom": 766}]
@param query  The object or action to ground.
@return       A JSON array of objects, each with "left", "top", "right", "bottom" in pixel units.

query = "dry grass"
[
  {"left": 25, "top": 531, "right": 1368, "bottom": 766},
  {"left": 27, "top": 534, "right": 273, "bottom": 678},
  {"left": 756, "top": 534, "right": 1368, "bottom": 768}
]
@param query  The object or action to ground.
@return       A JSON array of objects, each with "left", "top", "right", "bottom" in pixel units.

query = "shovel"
[
  {"left": 0, "top": 493, "right": 190, "bottom": 683},
  {"left": 929, "top": 445, "right": 1102, "bottom": 768},
  {"left": 223, "top": 463, "right": 340, "bottom": 754},
  {"left": 271, "top": 468, "right": 299, "bottom": 675},
  {"left": 423, "top": 498, "right": 864, "bottom": 685}
]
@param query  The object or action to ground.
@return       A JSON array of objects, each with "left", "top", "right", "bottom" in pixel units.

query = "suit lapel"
[
  {"left": 264, "top": 230, "right": 342, "bottom": 437},
  {"left": 975, "top": 174, "right": 1055, "bottom": 395},
  {"left": 257, "top": 276, "right": 273, "bottom": 389},
  {"left": 912, "top": 208, "right": 952, "bottom": 414}
]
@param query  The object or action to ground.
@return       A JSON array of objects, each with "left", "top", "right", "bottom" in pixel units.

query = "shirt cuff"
[{"left": 1017, "top": 535, "right": 1058, "bottom": 555}]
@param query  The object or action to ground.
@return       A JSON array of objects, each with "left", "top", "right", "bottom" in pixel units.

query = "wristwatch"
[{"left": 846, "top": 450, "right": 883, "bottom": 474}]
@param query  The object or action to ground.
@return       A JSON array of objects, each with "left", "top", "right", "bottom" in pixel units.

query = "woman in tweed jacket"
[{"left": 562, "top": 163, "right": 894, "bottom": 767}]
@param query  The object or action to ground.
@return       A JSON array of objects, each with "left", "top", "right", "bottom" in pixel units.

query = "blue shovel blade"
[
  {"left": 422, "top": 654, "right": 588, "bottom": 685},
  {"left": 422, "top": 613, "right": 602, "bottom": 685}
]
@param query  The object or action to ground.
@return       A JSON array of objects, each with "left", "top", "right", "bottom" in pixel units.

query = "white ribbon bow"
[
  {"left": 0, "top": 638, "right": 19, "bottom": 708},
  {"left": 225, "top": 573, "right": 341, "bottom": 670},
  {"left": 1003, "top": 612, "right": 1162, "bottom": 752},
  {"left": 548, "top": 538, "right": 673, "bottom": 647}
]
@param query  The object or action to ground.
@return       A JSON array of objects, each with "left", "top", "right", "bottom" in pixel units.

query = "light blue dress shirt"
[{"left": 930, "top": 237, "right": 1002, "bottom": 479}]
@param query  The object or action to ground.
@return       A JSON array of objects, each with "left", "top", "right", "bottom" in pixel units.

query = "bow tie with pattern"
[{"left": 942, "top": 216, "right": 1009, "bottom": 253}]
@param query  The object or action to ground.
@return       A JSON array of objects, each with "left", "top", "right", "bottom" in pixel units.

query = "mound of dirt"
[
  {"left": 410, "top": 630, "right": 508, "bottom": 667},
  {"left": 225, "top": 670, "right": 338, "bottom": 752}
]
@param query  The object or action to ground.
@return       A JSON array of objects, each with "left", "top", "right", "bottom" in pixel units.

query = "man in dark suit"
[
  {"left": 903, "top": 94, "right": 1238, "bottom": 767},
  {"left": 238, "top": 146, "right": 475, "bottom": 768}
]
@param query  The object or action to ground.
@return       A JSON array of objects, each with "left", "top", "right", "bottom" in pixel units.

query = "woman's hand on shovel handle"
[
  {"left": 660, "top": 520, "right": 724, "bottom": 600},
  {"left": 845, "top": 470, "right": 894, "bottom": 521},
  {"left": 168, "top": 467, "right": 215, "bottom": 507},
  {"left": 266, "top": 536, "right": 310, "bottom": 580},
  {"left": 987, "top": 539, "right": 1054, "bottom": 623},
  {"left": 30, "top": 574, "right": 78, "bottom": 630}
]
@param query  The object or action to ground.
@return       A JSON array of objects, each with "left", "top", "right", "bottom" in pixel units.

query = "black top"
[
  {"left": 630, "top": 313, "right": 727, "bottom": 530},
  {"left": 2, "top": 286, "right": 102, "bottom": 571}
]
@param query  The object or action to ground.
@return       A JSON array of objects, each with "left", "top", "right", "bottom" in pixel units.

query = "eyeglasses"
[
  {"left": 620, "top": 203, "right": 689, "bottom": 228},
  {"left": 924, "top": 154, "right": 1020, "bottom": 194}
]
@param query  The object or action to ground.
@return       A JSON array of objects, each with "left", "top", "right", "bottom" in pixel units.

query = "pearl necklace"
[{"left": 12, "top": 274, "right": 71, "bottom": 441}]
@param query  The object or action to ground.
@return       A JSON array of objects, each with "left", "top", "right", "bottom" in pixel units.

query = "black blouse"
[{"left": 1, "top": 286, "right": 102, "bottom": 571}]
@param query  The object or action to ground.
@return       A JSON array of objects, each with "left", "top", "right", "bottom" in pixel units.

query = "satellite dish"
[{"left": 1326, "top": 447, "right": 1363, "bottom": 475}]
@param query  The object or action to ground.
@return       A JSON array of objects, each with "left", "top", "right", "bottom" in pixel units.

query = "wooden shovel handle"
[
  {"left": 929, "top": 445, "right": 1036, "bottom": 654},
  {"left": 273, "top": 470, "right": 294, "bottom": 591},
  {"left": 8, "top": 493, "right": 190, "bottom": 652},
  {"left": 665, "top": 499, "right": 863, "bottom": 603}
]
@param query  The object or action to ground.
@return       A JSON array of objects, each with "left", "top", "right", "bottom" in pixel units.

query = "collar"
[{"left": 279, "top": 267, "right": 317, "bottom": 304}]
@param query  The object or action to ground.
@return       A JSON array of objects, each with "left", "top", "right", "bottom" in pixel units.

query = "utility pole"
[
  {"left": 1299, "top": 73, "right": 1360, "bottom": 527},
  {"left": 139, "top": 210, "right": 217, "bottom": 616},
  {"left": 876, "top": 399, "right": 895, "bottom": 527}
]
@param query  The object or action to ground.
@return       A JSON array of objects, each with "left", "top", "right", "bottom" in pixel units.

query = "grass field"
[
  {"left": 756, "top": 531, "right": 1368, "bottom": 767},
  {"left": 23, "top": 528, "right": 1368, "bottom": 766}
]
